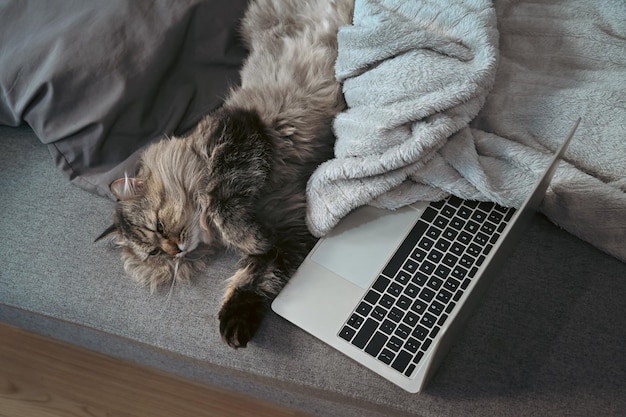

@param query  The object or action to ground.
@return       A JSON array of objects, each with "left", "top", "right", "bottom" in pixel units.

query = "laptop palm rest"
[{"left": 311, "top": 204, "right": 424, "bottom": 289}]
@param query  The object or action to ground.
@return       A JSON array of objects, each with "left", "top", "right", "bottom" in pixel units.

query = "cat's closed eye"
[
  {"left": 156, "top": 220, "right": 164, "bottom": 234},
  {"left": 149, "top": 248, "right": 162, "bottom": 256}
]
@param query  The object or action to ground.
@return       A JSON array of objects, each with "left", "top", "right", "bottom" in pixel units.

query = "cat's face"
[{"left": 97, "top": 139, "right": 218, "bottom": 290}]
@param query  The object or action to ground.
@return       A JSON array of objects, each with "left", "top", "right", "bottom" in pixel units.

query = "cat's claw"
[{"left": 218, "top": 289, "right": 268, "bottom": 349}]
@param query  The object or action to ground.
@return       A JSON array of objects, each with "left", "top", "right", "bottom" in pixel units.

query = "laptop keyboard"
[{"left": 338, "top": 196, "right": 515, "bottom": 377}]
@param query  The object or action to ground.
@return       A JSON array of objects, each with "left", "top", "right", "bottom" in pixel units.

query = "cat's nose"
[{"left": 162, "top": 240, "right": 182, "bottom": 256}]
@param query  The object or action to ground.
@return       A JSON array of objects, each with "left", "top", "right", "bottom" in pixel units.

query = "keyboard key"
[
  {"left": 356, "top": 301, "right": 373, "bottom": 316},
  {"left": 428, "top": 300, "right": 445, "bottom": 315},
  {"left": 365, "top": 331, "right": 388, "bottom": 357},
  {"left": 411, "top": 300, "right": 428, "bottom": 314},
  {"left": 380, "top": 319, "right": 396, "bottom": 335},
  {"left": 421, "top": 338, "right": 433, "bottom": 352},
  {"left": 388, "top": 307, "right": 404, "bottom": 323},
  {"left": 404, "top": 337, "right": 421, "bottom": 353},
  {"left": 418, "top": 288, "right": 435, "bottom": 302},
  {"left": 427, "top": 277, "right": 443, "bottom": 291},
  {"left": 421, "top": 207, "right": 438, "bottom": 222},
  {"left": 458, "top": 231, "right": 472, "bottom": 245},
  {"left": 412, "top": 272, "right": 429, "bottom": 286},
  {"left": 459, "top": 254, "right": 475, "bottom": 269},
  {"left": 427, "top": 249, "right": 444, "bottom": 263},
  {"left": 413, "top": 351, "right": 425, "bottom": 365},
  {"left": 488, "top": 211, "right": 504, "bottom": 223},
  {"left": 394, "top": 324, "right": 411, "bottom": 339},
  {"left": 436, "top": 289, "right": 453, "bottom": 304},
  {"left": 443, "top": 227, "right": 458, "bottom": 240},
  {"left": 477, "top": 201, "right": 496, "bottom": 212},
  {"left": 467, "top": 243, "right": 482, "bottom": 257},
  {"left": 372, "top": 276, "right": 390, "bottom": 292},
  {"left": 451, "top": 266, "right": 468, "bottom": 280},
  {"left": 442, "top": 253, "right": 459, "bottom": 267},
  {"left": 419, "top": 260, "right": 436, "bottom": 275},
  {"left": 445, "top": 301, "right": 457, "bottom": 313},
  {"left": 351, "top": 318, "right": 377, "bottom": 348},
  {"left": 481, "top": 221, "right": 497, "bottom": 235},
  {"left": 474, "top": 232, "right": 489, "bottom": 246},
  {"left": 434, "top": 264, "right": 451, "bottom": 279},
  {"left": 434, "top": 238, "right": 451, "bottom": 252},
  {"left": 412, "top": 325, "right": 429, "bottom": 340},
  {"left": 444, "top": 277, "right": 460, "bottom": 292},
  {"left": 442, "top": 204, "right": 457, "bottom": 216},
  {"left": 430, "top": 199, "right": 446, "bottom": 209},
  {"left": 403, "top": 311, "right": 419, "bottom": 326},
  {"left": 372, "top": 306, "right": 387, "bottom": 321},
  {"left": 404, "top": 363, "right": 416, "bottom": 377},
  {"left": 420, "top": 313, "right": 437, "bottom": 329},
  {"left": 403, "top": 259, "right": 418, "bottom": 274},
  {"left": 449, "top": 217, "right": 464, "bottom": 230},
  {"left": 364, "top": 290, "right": 381, "bottom": 305},
  {"left": 378, "top": 349, "right": 395, "bottom": 365},
  {"left": 395, "top": 295, "right": 412, "bottom": 310},
  {"left": 404, "top": 283, "right": 420, "bottom": 298},
  {"left": 347, "top": 313, "right": 365, "bottom": 329},
  {"left": 410, "top": 248, "right": 427, "bottom": 262},
  {"left": 418, "top": 237, "right": 435, "bottom": 251},
  {"left": 339, "top": 326, "right": 356, "bottom": 341},
  {"left": 457, "top": 206, "right": 472, "bottom": 219},
  {"left": 430, "top": 326, "right": 440, "bottom": 338},
  {"left": 391, "top": 350, "right": 412, "bottom": 373},
  {"left": 395, "top": 270, "right": 411, "bottom": 284},
  {"left": 380, "top": 294, "right": 394, "bottom": 308},
  {"left": 471, "top": 210, "right": 488, "bottom": 223},
  {"left": 468, "top": 266, "right": 479, "bottom": 278},
  {"left": 446, "top": 195, "right": 463, "bottom": 207},
  {"left": 450, "top": 241, "right": 465, "bottom": 257},
  {"left": 464, "top": 220, "right": 480, "bottom": 233},
  {"left": 388, "top": 282, "right": 403, "bottom": 297},
  {"left": 426, "top": 226, "right": 440, "bottom": 239},
  {"left": 493, "top": 204, "right": 510, "bottom": 214},
  {"left": 437, "top": 313, "right": 449, "bottom": 326},
  {"left": 387, "top": 336, "right": 403, "bottom": 352},
  {"left": 433, "top": 215, "right": 449, "bottom": 229}
]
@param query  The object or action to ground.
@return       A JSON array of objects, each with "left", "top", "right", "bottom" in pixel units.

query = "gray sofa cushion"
[{"left": 2, "top": 126, "right": 625, "bottom": 416}]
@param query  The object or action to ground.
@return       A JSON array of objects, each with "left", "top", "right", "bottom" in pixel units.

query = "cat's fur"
[{"left": 97, "top": 0, "right": 354, "bottom": 348}]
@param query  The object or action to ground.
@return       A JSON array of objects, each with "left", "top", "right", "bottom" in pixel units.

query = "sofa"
[{"left": 1, "top": 1, "right": 625, "bottom": 416}]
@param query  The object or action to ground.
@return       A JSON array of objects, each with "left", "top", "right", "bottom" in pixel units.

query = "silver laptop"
[{"left": 272, "top": 120, "right": 580, "bottom": 393}]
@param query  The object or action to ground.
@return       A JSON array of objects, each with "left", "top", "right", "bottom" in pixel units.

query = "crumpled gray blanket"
[{"left": 306, "top": 0, "right": 626, "bottom": 262}]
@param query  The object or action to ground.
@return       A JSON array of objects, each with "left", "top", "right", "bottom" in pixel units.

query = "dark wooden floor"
[{"left": 0, "top": 323, "right": 311, "bottom": 417}]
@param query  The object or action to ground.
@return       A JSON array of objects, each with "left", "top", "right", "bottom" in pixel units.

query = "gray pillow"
[{"left": 0, "top": 0, "right": 248, "bottom": 199}]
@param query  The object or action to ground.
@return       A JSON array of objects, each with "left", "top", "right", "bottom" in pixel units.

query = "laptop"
[{"left": 272, "top": 119, "right": 580, "bottom": 393}]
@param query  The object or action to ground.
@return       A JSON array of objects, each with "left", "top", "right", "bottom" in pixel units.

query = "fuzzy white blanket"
[{"left": 306, "top": 0, "right": 626, "bottom": 262}]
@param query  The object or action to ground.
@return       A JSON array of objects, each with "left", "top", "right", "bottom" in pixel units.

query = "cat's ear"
[
  {"left": 94, "top": 223, "right": 118, "bottom": 242},
  {"left": 110, "top": 177, "right": 144, "bottom": 201}
]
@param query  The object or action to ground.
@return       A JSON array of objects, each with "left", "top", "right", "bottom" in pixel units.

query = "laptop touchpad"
[{"left": 311, "top": 205, "right": 422, "bottom": 289}]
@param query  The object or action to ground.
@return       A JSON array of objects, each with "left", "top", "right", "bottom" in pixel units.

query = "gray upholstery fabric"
[{"left": 2, "top": 126, "right": 625, "bottom": 416}]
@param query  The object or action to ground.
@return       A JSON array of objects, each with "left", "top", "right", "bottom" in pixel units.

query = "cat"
[{"left": 96, "top": 0, "right": 354, "bottom": 348}]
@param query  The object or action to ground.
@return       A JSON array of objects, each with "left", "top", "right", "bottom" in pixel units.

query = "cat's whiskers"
[{"left": 161, "top": 258, "right": 179, "bottom": 312}]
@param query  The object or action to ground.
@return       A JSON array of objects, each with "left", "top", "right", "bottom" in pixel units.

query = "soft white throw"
[{"left": 306, "top": 0, "right": 626, "bottom": 262}]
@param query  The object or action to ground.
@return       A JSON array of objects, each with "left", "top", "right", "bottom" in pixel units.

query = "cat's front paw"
[{"left": 218, "top": 289, "right": 268, "bottom": 348}]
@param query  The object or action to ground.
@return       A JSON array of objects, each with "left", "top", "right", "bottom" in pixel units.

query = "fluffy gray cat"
[{"left": 97, "top": 0, "right": 354, "bottom": 348}]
